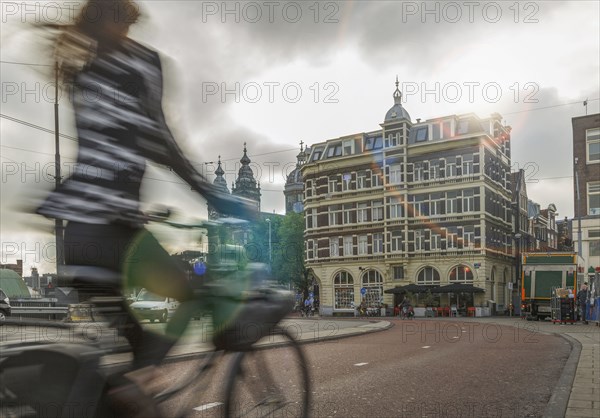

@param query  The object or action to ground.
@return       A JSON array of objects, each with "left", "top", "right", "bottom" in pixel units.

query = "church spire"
[
  {"left": 232, "top": 142, "right": 261, "bottom": 211},
  {"left": 240, "top": 142, "right": 251, "bottom": 165},
  {"left": 212, "top": 155, "right": 229, "bottom": 193},
  {"left": 296, "top": 140, "right": 307, "bottom": 167},
  {"left": 393, "top": 75, "right": 402, "bottom": 104}
]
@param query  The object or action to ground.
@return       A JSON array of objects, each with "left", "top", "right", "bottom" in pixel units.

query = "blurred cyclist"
[{"left": 36, "top": 0, "right": 255, "bottom": 392}]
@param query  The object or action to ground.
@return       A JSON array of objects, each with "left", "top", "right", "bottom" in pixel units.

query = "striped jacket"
[{"left": 37, "top": 39, "right": 236, "bottom": 226}]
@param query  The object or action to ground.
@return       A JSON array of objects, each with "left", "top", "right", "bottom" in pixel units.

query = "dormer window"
[
  {"left": 365, "top": 136, "right": 383, "bottom": 151},
  {"left": 415, "top": 127, "right": 428, "bottom": 142},
  {"left": 343, "top": 139, "right": 354, "bottom": 156},
  {"left": 311, "top": 146, "right": 324, "bottom": 161},
  {"left": 457, "top": 120, "right": 469, "bottom": 135},
  {"left": 326, "top": 143, "right": 342, "bottom": 158}
]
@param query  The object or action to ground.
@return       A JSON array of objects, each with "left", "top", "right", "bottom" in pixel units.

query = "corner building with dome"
[{"left": 301, "top": 80, "right": 515, "bottom": 316}]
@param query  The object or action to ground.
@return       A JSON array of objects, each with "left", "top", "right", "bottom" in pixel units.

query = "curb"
[
  {"left": 543, "top": 333, "right": 582, "bottom": 418},
  {"left": 102, "top": 319, "right": 394, "bottom": 371}
]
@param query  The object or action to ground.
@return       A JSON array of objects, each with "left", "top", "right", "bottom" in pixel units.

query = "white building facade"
[{"left": 302, "top": 82, "right": 514, "bottom": 316}]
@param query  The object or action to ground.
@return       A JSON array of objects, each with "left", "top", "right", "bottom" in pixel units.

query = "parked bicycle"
[{"left": 0, "top": 214, "right": 311, "bottom": 417}]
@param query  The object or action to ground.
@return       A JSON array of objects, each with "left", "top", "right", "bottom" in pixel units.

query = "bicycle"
[{"left": 0, "top": 214, "right": 311, "bottom": 418}]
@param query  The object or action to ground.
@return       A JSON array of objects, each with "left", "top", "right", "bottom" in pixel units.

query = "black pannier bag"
[{"left": 208, "top": 263, "right": 294, "bottom": 351}]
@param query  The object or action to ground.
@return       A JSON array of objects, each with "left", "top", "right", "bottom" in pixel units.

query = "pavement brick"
[
  {"left": 568, "top": 400, "right": 594, "bottom": 409},
  {"left": 569, "top": 391, "right": 596, "bottom": 401},
  {"left": 571, "top": 385, "right": 595, "bottom": 394},
  {"left": 565, "top": 408, "right": 600, "bottom": 418}
]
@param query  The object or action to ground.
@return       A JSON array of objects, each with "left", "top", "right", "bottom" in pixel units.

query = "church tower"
[
  {"left": 232, "top": 143, "right": 261, "bottom": 211},
  {"left": 208, "top": 156, "right": 230, "bottom": 219}
]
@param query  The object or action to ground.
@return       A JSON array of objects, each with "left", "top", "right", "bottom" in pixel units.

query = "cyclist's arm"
[{"left": 137, "top": 50, "right": 256, "bottom": 218}]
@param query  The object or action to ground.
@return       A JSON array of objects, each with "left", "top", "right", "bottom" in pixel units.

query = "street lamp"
[{"left": 265, "top": 218, "right": 272, "bottom": 270}]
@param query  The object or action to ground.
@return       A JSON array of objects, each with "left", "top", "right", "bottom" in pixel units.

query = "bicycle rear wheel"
[{"left": 223, "top": 327, "right": 310, "bottom": 418}]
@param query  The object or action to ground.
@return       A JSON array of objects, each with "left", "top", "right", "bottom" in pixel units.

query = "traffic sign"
[{"left": 360, "top": 287, "right": 366, "bottom": 295}]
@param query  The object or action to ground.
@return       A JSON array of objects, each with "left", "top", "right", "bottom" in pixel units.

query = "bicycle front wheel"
[{"left": 223, "top": 327, "right": 310, "bottom": 418}]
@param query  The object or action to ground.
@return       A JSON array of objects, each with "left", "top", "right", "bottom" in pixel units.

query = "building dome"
[
  {"left": 285, "top": 143, "right": 310, "bottom": 186},
  {"left": 384, "top": 77, "right": 411, "bottom": 122},
  {"left": 284, "top": 142, "right": 309, "bottom": 214},
  {"left": 0, "top": 269, "right": 30, "bottom": 298}
]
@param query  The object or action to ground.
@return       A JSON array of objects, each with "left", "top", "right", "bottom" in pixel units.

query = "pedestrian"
[{"left": 577, "top": 282, "right": 589, "bottom": 324}]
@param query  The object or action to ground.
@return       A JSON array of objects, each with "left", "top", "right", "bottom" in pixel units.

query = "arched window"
[
  {"left": 416, "top": 267, "right": 441, "bottom": 285},
  {"left": 361, "top": 270, "right": 383, "bottom": 307},
  {"left": 333, "top": 271, "right": 354, "bottom": 310},
  {"left": 449, "top": 265, "right": 474, "bottom": 283}
]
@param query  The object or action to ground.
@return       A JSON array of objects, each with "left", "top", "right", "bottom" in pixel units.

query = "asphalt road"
[{"left": 147, "top": 318, "right": 570, "bottom": 418}]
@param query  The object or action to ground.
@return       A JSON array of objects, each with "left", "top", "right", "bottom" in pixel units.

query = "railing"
[{"left": 9, "top": 299, "right": 68, "bottom": 320}]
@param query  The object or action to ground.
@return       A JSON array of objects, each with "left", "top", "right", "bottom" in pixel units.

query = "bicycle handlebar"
[{"left": 143, "top": 207, "right": 249, "bottom": 229}]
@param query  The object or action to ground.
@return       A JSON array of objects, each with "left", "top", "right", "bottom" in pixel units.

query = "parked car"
[
  {"left": 129, "top": 288, "right": 179, "bottom": 323},
  {"left": 0, "top": 288, "right": 11, "bottom": 322}
]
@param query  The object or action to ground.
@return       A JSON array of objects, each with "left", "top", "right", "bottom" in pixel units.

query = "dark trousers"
[{"left": 64, "top": 222, "right": 195, "bottom": 368}]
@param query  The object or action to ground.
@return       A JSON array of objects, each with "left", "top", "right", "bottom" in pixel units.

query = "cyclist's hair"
[{"left": 43, "top": 0, "right": 141, "bottom": 82}]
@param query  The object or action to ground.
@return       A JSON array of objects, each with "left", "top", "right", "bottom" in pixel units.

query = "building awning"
[
  {"left": 384, "top": 284, "right": 431, "bottom": 294},
  {"left": 429, "top": 283, "right": 486, "bottom": 294}
]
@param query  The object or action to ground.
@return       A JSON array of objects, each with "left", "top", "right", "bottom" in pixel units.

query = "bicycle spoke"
[{"left": 224, "top": 329, "right": 310, "bottom": 418}]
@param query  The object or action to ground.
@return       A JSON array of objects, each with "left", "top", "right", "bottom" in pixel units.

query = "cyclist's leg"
[
  {"left": 64, "top": 222, "right": 146, "bottom": 359},
  {"left": 122, "top": 229, "right": 196, "bottom": 366},
  {"left": 64, "top": 222, "right": 195, "bottom": 368}
]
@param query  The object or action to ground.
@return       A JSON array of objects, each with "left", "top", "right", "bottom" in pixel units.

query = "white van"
[{"left": 130, "top": 288, "right": 179, "bottom": 323}]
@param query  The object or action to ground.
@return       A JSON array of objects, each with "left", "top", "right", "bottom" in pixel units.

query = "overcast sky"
[{"left": 1, "top": 0, "right": 599, "bottom": 274}]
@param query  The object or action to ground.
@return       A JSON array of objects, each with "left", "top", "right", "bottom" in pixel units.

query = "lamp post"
[
  {"left": 575, "top": 158, "right": 583, "bottom": 265},
  {"left": 54, "top": 61, "right": 64, "bottom": 272},
  {"left": 265, "top": 218, "right": 272, "bottom": 271},
  {"left": 514, "top": 233, "right": 522, "bottom": 317}
]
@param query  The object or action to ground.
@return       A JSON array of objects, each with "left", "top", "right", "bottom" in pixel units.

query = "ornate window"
[
  {"left": 343, "top": 236, "right": 353, "bottom": 256},
  {"left": 392, "top": 266, "right": 404, "bottom": 280},
  {"left": 357, "top": 203, "right": 368, "bottom": 223},
  {"left": 373, "top": 233, "right": 384, "bottom": 254},
  {"left": 357, "top": 171, "right": 367, "bottom": 189},
  {"left": 389, "top": 196, "right": 403, "bottom": 219},
  {"left": 372, "top": 200, "right": 384, "bottom": 221},
  {"left": 361, "top": 270, "right": 383, "bottom": 307},
  {"left": 390, "top": 230, "right": 403, "bottom": 252},
  {"left": 334, "top": 271, "right": 354, "bottom": 310},
  {"left": 389, "top": 164, "right": 402, "bottom": 184},
  {"left": 329, "top": 238, "right": 339, "bottom": 257},
  {"left": 358, "top": 235, "right": 368, "bottom": 255},
  {"left": 449, "top": 265, "right": 474, "bottom": 283},
  {"left": 416, "top": 267, "right": 440, "bottom": 285}
]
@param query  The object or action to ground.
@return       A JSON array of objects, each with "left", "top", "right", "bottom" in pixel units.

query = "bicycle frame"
[{"left": 1, "top": 213, "right": 306, "bottom": 417}]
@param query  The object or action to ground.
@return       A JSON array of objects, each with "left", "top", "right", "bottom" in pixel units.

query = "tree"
[{"left": 271, "top": 212, "right": 310, "bottom": 294}]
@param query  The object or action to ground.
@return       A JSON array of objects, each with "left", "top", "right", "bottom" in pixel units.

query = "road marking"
[
  {"left": 422, "top": 346, "right": 431, "bottom": 349},
  {"left": 193, "top": 402, "right": 223, "bottom": 411},
  {"left": 354, "top": 362, "right": 368, "bottom": 366},
  {"left": 452, "top": 336, "right": 460, "bottom": 339}
]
